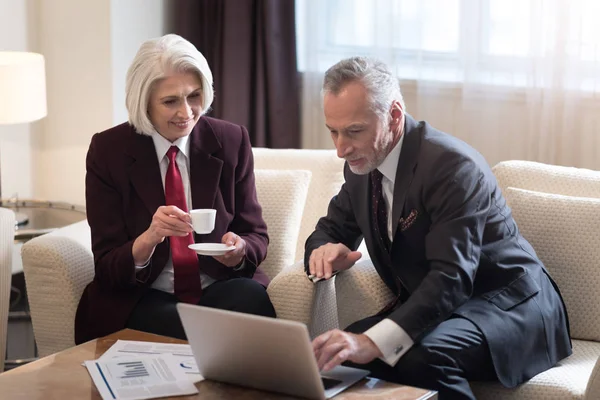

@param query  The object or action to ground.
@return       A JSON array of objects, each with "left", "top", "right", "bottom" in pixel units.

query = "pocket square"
[{"left": 399, "top": 209, "right": 418, "bottom": 231}]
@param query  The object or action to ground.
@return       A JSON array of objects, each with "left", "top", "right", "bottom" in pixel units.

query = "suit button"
[{"left": 394, "top": 345, "right": 404, "bottom": 355}]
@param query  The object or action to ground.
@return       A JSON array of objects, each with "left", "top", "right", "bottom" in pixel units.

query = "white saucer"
[{"left": 188, "top": 243, "right": 236, "bottom": 256}]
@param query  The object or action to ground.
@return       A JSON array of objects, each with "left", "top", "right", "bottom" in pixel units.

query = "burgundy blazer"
[{"left": 75, "top": 117, "right": 269, "bottom": 344}]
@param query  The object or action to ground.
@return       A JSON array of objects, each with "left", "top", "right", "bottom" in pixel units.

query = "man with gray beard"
[{"left": 305, "top": 56, "right": 571, "bottom": 399}]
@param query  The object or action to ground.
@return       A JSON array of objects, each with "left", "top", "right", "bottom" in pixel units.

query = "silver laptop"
[{"left": 177, "top": 303, "right": 370, "bottom": 399}]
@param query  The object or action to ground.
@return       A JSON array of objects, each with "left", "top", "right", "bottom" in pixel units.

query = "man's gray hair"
[
  {"left": 322, "top": 57, "right": 405, "bottom": 122},
  {"left": 125, "top": 34, "right": 214, "bottom": 135}
]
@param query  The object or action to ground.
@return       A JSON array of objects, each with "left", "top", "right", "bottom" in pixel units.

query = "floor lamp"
[{"left": 0, "top": 52, "right": 47, "bottom": 225}]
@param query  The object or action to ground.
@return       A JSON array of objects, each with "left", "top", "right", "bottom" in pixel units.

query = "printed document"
[
  {"left": 98, "top": 340, "right": 202, "bottom": 382},
  {"left": 85, "top": 354, "right": 198, "bottom": 400}
]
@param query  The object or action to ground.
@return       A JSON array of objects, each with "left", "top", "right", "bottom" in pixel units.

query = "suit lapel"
[
  {"left": 125, "top": 117, "right": 224, "bottom": 216},
  {"left": 391, "top": 115, "right": 422, "bottom": 236},
  {"left": 126, "top": 131, "right": 165, "bottom": 216},
  {"left": 189, "top": 118, "right": 223, "bottom": 210}
]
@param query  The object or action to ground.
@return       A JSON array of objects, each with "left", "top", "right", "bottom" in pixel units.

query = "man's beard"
[{"left": 347, "top": 135, "right": 392, "bottom": 175}]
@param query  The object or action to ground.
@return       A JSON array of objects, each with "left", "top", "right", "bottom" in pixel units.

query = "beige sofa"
[
  {"left": 19, "top": 149, "right": 600, "bottom": 398},
  {"left": 271, "top": 159, "right": 600, "bottom": 399},
  {"left": 19, "top": 148, "right": 345, "bottom": 356},
  {"left": 268, "top": 157, "right": 600, "bottom": 399}
]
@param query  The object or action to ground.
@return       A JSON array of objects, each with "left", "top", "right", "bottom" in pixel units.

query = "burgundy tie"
[
  {"left": 371, "top": 169, "right": 408, "bottom": 313},
  {"left": 165, "top": 146, "right": 202, "bottom": 304},
  {"left": 371, "top": 169, "right": 391, "bottom": 252}
]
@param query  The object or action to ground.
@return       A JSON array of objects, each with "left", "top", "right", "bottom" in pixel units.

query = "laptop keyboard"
[{"left": 321, "top": 377, "right": 342, "bottom": 390}]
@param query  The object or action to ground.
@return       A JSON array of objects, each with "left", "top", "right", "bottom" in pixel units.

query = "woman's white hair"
[
  {"left": 322, "top": 57, "right": 405, "bottom": 124},
  {"left": 125, "top": 34, "right": 214, "bottom": 135}
]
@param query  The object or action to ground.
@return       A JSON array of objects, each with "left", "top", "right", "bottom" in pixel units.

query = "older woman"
[{"left": 75, "top": 34, "right": 275, "bottom": 343}]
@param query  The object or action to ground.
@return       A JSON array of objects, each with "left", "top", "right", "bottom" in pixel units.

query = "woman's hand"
[
  {"left": 132, "top": 205, "right": 192, "bottom": 265},
  {"left": 213, "top": 232, "right": 246, "bottom": 267},
  {"left": 146, "top": 206, "right": 192, "bottom": 244}
]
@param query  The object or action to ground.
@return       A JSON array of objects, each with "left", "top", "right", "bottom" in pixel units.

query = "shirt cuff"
[
  {"left": 233, "top": 259, "right": 246, "bottom": 271},
  {"left": 134, "top": 260, "right": 150, "bottom": 271},
  {"left": 364, "top": 318, "right": 414, "bottom": 366}
]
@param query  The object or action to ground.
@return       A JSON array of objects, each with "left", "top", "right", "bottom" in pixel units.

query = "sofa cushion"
[
  {"left": 253, "top": 148, "right": 344, "bottom": 261},
  {"left": 504, "top": 187, "right": 600, "bottom": 341},
  {"left": 494, "top": 160, "right": 600, "bottom": 198},
  {"left": 335, "top": 258, "right": 395, "bottom": 330},
  {"left": 266, "top": 261, "right": 315, "bottom": 327},
  {"left": 471, "top": 340, "right": 600, "bottom": 400},
  {"left": 254, "top": 169, "right": 311, "bottom": 280}
]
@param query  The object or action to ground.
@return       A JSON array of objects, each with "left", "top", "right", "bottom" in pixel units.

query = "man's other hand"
[{"left": 312, "top": 329, "right": 382, "bottom": 371}]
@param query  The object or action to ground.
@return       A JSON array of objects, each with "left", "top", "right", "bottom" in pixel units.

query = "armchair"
[
  {"left": 270, "top": 160, "right": 600, "bottom": 399},
  {"left": 0, "top": 208, "right": 15, "bottom": 372}
]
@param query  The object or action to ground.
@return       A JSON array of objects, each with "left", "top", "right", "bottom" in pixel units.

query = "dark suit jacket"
[
  {"left": 75, "top": 117, "right": 269, "bottom": 344},
  {"left": 305, "top": 115, "right": 571, "bottom": 387}
]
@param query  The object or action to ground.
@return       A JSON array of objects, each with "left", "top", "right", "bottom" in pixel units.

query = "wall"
[
  {"left": 32, "top": 0, "right": 113, "bottom": 206},
  {"left": 110, "top": 0, "right": 167, "bottom": 127},
  {"left": 0, "top": 0, "right": 36, "bottom": 200},
  {"left": 0, "top": 0, "right": 167, "bottom": 206}
]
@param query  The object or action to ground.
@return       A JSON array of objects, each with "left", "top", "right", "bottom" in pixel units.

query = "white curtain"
[{"left": 297, "top": 0, "right": 600, "bottom": 169}]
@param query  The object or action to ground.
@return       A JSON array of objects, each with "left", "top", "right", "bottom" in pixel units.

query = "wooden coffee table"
[{"left": 0, "top": 329, "right": 437, "bottom": 399}]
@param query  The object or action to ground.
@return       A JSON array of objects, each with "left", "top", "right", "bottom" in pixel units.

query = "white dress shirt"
[
  {"left": 362, "top": 133, "right": 415, "bottom": 366},
  {"left": 135, "top": 132, "right": 216, "bottom": 292}
]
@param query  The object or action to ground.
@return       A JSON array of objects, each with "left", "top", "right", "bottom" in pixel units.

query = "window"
[{"left": 296, "top": 0, "right": 600, "bottom": 91}]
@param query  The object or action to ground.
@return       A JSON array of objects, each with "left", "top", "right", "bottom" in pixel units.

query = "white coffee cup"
[{"left": 190, "top": 209, "right": 216, "bottom": 234}]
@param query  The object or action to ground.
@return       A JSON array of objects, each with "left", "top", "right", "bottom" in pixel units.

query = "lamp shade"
[{"left": 0, "top": 52, "right": 47, "bottom": 125}]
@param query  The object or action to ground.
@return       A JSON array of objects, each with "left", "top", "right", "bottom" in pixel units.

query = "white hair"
[
  {"left": 125, "top": 34, "right": 214, "bottom": 135},
  {"left": 322, "top": 57, "right": 405, "bottom": 124}
]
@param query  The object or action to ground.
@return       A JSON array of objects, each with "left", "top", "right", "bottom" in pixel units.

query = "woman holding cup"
[{"left": 75, "top": 34, "right": 275, "bottom": 343}]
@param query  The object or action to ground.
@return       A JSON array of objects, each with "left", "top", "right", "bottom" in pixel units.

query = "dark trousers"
[
  {"left": 344, "top": 315, "right": 498, "bottom": 400},
  {"left": 125, "top": 278, "right": 276, "bottom": 339}
]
